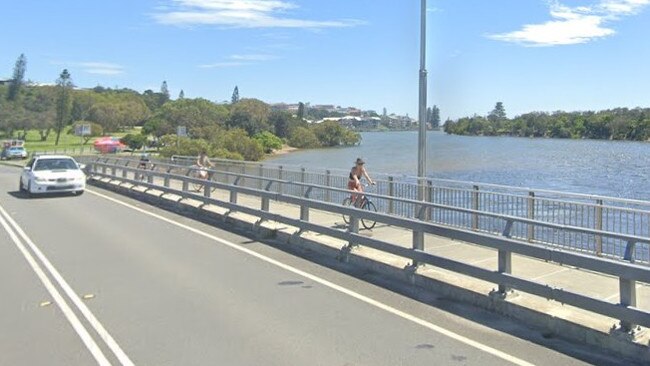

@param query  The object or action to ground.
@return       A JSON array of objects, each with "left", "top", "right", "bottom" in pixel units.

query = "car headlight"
[{"left": 34, "top": 176, "right": 47, "bottom": 182}]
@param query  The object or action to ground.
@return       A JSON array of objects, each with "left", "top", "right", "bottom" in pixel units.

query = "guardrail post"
[
  {"left": 203, "top": 180, "right": 211, "bottom": 198},
  {"left": 472, "top": 185, "right": 479, "bottom": 231},
  {"left": 497, "top": 249, "right": 512, "bottom": 294},
  {"left": 412, "top": 204, "right": 426, "bottom": 264},
  {"left": 111, "top": 166, "right": 116, "bottom": 176},
  {"left": 595, "top": 199, "right": 603, "bottom": 256},
  {"left": 278, "top": 166, "right": 284, "bottom": 194},
  {"left": 497, "top": 219, "right": 514, "bottom": 295},
  {"left": 164, "top": 168, "right": 172, "bottom": 188},
  {"left": 348, "top": 215, "right": 359, "bottom": 247},
  {"left": 527, "top": 192, "right": 535, "bottom": 242},
  {"left": 300, "top": 187, "right": 312, "bottom": 222},
  {"left": 258, "top": 164, "right": 264, "bottom": 190},
  {"left": 301, "top": 167, "right": 306, "bottom": 196},
  {"left": 230, "top": 177, "right": 240, "bottom": 204},
  {"left": 325, "top": 170, "right": 332, "bottom": 202},
  {"left": 182, "top": 178, "right": 189, "bottom": 192},
  {"left": 147, "top": 172, "right": 154, "bottom": 184},
  {"left": 388, "top": 176, "right": 395, "bottom": 214},
  {"left": 619, "top": 241, "right": 637, "bottom": 332},
  {"left": 261, "top": 181, "right": 273, "bottom": 212}
]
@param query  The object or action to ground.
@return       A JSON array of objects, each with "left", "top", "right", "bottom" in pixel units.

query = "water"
[{"left": 267, "top": 131, "right": 650, "bottom": 201}]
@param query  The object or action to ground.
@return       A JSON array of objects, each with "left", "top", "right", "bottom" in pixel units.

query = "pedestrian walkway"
[{"left": 114, "top": 173, "right": 650, "bottom": 342}]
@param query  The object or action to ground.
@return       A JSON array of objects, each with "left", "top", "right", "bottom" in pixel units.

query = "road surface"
[{"left": 0, "top": 165, "right": 631, "bottom": 365}]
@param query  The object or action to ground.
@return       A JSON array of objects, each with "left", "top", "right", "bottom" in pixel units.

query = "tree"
[
  {"left": 231, "top": 86, "right": 240, "bottom": 104},
  {"left": 120, "top": 133, "right": 148, "bottom": 152},
  {"left": 7, "top": 54, "right": 27, "bottom": 101},
  {"left": 227, "top": 98, "right": 271, "bottom": 136},
  {"left": 160, "top": 81, "right": 170, "bottom": 105},
  {"left": 288, "top": 127, "right": 319, "bottom": 148},
  {"left": 382, "top": 107, "right": 387, "bottom": 117},
  {"left": 430, "top": 105, "right": 440, "bottom": 128},
  {"left": 54, "top": 69, "right": 73, "bottom": 146},
  {"left": 253, "top": 131, "right": 283, "bottom": 153},
  {"left": 488, "top": 102, "right": 507, "bottom": 123},
  {"left": 143, "top": 98, "right": 228, "bottom": 138},
  {"left": 178, "top": 89, "right": 185, "bottom": 99},
  {"left": 297, "top": 102, "right": 305, "bottom": 121}
]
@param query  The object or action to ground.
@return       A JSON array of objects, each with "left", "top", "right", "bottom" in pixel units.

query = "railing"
[
  {"left": 81, "top": 156, "right": 650, "bottom": 333},
  {"left": 168, "top": 155, "right": 650, "bottom": 264},
  {"left": 30, "top": 146, "right": 101, "bottom": 157}
]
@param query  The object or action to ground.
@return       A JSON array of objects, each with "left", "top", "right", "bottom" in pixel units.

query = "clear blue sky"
[{"left": 1, "top": 0, "right": 649, "bottom": 119}]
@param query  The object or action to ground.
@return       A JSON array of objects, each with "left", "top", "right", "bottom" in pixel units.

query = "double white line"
[{"left": 0, "top": 203, "right": 134, "bottom": 366}]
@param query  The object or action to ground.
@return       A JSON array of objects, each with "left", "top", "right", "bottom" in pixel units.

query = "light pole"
[
  {"left": 418, "top": 0, "right": 428, "bottom": 194},
  {"left": 414, "top": 0, "right": 428, "bottom": 253}
]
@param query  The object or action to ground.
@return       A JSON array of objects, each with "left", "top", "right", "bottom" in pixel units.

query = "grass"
[{"left": 3, "top": 126, "right": 141, "bottom": 153}]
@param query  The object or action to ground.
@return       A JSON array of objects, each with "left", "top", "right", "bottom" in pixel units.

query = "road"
[{"left": 0, "top": 165, "right": 631, "bottom": 365}]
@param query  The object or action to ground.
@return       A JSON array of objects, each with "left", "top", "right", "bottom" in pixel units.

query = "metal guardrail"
[
  {"left": 81, "top": 156, "right": 650, "bottom": 333},
  {"left": 169, "top": 155, "right": 650, "bottom": 264}
]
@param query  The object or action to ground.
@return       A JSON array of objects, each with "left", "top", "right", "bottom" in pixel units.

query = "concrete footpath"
[{"left": 87, "top": 171, "right": 650, "bottom": 362}]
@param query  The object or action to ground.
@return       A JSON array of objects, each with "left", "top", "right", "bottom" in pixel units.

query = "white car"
[{"left": 19, "top": 155, "right": 86, "bottom": 197}]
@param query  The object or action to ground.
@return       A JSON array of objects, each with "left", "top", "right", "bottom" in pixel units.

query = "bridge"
[{"left": 0, "top": 156, "right": 648, "bottom": 365}]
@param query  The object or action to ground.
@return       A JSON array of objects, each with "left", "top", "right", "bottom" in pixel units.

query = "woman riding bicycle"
[
  {"left": 196, "top": 151, "right": 213, "bottom": 179},
  {"left": 348, "top": 158, "right": 374, "bottom": 206}
]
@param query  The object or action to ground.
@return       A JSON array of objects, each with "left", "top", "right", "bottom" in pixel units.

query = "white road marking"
[
  {"left": 88, "top": 188, "right": 536, "bottom": 366},
  {"left": 0, "top": 204, "right": 134, "bottom": 366},
  {"left": 0, "top": 206, "right": 111, "bottom": 366}
]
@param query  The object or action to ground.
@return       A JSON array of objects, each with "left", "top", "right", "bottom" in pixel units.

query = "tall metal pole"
[
  {"left": 413, "top": 0, "right": 428, "bottom": 255},
  {"left": 417, "top": 0, "right": 428, "bottom": 197}
]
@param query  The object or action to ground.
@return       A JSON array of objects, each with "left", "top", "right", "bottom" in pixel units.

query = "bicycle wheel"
[
  {"left": 190, "top": 169, "right": 203, "bottom": 192},
  {"left": 361, "top": 200, "right": 377, "bottom": 230},
  {"left": 342, "top": 197, "right": 352, "bottom": 224}
]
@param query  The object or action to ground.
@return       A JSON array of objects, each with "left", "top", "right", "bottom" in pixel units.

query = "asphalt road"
[{"left": 0, "top": 165, "right": 633, "bottom": 365}]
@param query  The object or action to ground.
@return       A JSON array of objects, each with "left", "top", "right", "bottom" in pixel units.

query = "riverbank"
[{"left": 270, "top": 145, "right": 299, "bottom": 156}]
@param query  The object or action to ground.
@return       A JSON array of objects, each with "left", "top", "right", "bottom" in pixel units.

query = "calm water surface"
[{"left": 266, "top": 131, "right": 650, "bottom": 200}]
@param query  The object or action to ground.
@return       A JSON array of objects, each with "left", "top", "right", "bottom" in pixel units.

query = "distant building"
[{"left": 0, "top": 79, "right": 13, "bottom": 86}]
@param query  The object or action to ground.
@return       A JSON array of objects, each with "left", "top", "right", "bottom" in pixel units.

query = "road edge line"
[
  {"left": 0, "top": 204, "right": 134, "bottom": 366},
  {"left": 0, "top": 204, "right": 112, "bottom": 366},
  {"left": 87, "top": 188, "right": 536, "bottom": 366}
]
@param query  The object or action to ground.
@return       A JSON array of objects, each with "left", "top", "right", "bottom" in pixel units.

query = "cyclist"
[
  {"left": 196, "top": 150, "right": 213, "bottom": 179},
  {"left": 348, "top": 157, "right": 375, "bottom": 206}
]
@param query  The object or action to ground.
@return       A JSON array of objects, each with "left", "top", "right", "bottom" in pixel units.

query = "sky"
[{"left": 1, "top": 0, "right": 649, "bottom": 120}]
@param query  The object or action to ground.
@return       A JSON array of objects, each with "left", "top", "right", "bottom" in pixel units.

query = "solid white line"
[
  {"left": 0, "top": 204, "right": 134, "bottom": 366},
  {"left": 87, "top": 188, "right": 535, "bottom": 366},
  {"left": 0, "top": 207, "right": 112, "bottom": 366}
]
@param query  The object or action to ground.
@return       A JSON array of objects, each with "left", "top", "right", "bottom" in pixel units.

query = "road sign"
[
  {"left": 75, "top": 124, "right": 91, "bottom": 136},
  {"left": 177, "top": 126, "right": 187, "bottom": 137}
]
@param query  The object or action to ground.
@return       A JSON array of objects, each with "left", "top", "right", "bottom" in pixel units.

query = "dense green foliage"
[
  {"left": 0, "top": 61, "right": 361, "bottom": 160},
  {"left": 254, "top": 131, "right": 283, "bottom": 153},
  {"left": 120, "top": 133, "right": 148, "bottom": 151},
  {"left": 445, "top": 107, "right": 650, "bottom": 141}
]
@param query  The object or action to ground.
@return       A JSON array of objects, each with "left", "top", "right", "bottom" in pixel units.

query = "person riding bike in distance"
[
  {"left": 348, "top": 157, "right": 375, "bottom": 206},
  {"left": 196, "top": 150, "right": 213, "bottom": 179}
]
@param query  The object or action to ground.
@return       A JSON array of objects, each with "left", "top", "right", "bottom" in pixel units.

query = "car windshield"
[
  {"left": 33, "top": 158, "right": 78, "bottom": 171},
  {"left": 10, "top": 147, "right": 24, "bottom": 151}
]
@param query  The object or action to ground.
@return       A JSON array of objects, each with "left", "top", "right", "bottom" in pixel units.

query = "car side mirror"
[
  {"left": 78, "top": 163, "right": 86, "bottom": 170},
  {"left": 23, "top": 166, "right": 31, "bottom": 171}
]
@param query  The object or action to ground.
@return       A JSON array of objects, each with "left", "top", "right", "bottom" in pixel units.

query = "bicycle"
[
  {"left": 189, "top": 165, "right": 217, "bottom": 193},
  {"left": 342, "top": 184, "right": 377, "bottom": 230}
]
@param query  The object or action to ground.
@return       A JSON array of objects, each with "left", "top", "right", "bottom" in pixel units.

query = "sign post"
[
  {"left": 75, "top": 123, "right": 91, "bottom": 150},
  {"left": 176, "top": 126, "right": 187, "bottom": 150}
]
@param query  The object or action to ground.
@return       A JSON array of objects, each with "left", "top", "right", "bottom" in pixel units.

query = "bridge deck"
[{"left": 138, "top": 176, "right": 649, "bottom": 338}]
